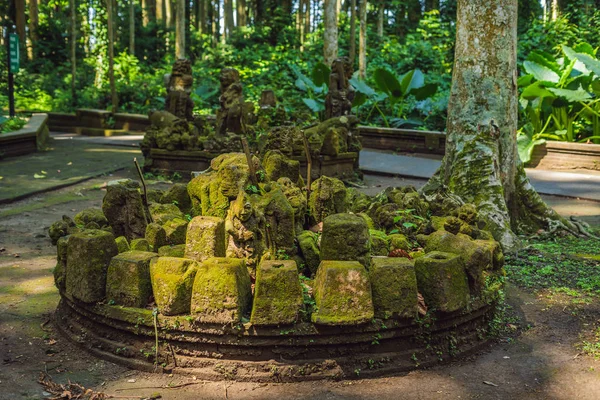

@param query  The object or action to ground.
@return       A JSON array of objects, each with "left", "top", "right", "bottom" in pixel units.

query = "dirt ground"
[{"left": 1, "top": 170, "right": 600, "bottom": 400}]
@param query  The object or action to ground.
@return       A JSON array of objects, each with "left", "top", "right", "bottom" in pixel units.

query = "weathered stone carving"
[
  {"left": 325, "top": 57, "right": 355, "bottom": 119},
  {"left": 165, "top": 59, "right": 195, "bottom": 121},
  {"left": 216, "top": 68, "right": 245, "bottom": 136}
]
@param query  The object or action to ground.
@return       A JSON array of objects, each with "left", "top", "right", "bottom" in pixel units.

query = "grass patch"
[{"left": 505, "top": 234, "right": 600, "bottom": 295}]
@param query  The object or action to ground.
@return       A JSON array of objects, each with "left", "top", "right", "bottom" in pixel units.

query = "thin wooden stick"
[
  {"left": 240, "top": 137, "right": 258, "bottom": 186},
  {"left": 134, "top": 158, "right": 153, "bottom": 224},
  {"left": 301, "top": 130, "right": 312, "bottom": 198}
]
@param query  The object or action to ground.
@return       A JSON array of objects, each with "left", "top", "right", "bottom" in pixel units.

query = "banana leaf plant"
[
  {"left": 518, "top": 43, "right": 600, "bottom": 162},
  {"left": 290, "top": 63, "right": 331, "bottom": 117},
  {"left": 350, "top": 68, "right": 438, "bottom": 128}
]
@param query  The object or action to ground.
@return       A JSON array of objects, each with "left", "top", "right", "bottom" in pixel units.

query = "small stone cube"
[
  {"left": 106, "top": 251, "right": 156, "bottom": 307},
  {"left": 370, "top": 257, "right": 418, "bottom": 319},
  {"left": 184, "top": 216, "right": 226, "bottom": 262},
  {"left": 320, "top": 213, "right": 371, "bottom": 267},
  {"left": 150, "top": 257, "right": 198, "bottom": 315}
]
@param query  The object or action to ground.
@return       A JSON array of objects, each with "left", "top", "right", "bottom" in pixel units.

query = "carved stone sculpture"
[
  {"left": 216, "top": 68, "right": 245, "bottom": 136},
  {"left": 165, "top": 59, "right": 195, "bottom": 121},
  {"left": 225, "top": 191, "right": 266, "bottom": 268},
  {"left": 325, "top": 57, "right": 355, "bottom": 119}
]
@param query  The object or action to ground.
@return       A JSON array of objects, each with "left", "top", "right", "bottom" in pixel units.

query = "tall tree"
[
  {"left": 27, "top": 0, "right": 39, "bottom": 60},
  {"left": 349, "top": 0, "right": 356, "bottom": 65},
  {"left": 142, "top": 0, "right": 149, "bottom": 26},
  {"left": 157, "top": 0, "right": 164, "bottom": 23},
  {"left": 422, "top": 0, "right": 575, "bottom": 250},
  {"left": 70, "top": 0, "right": 77, "bottom": 106},
  {"left": 237, "top": 0, "right": 247, "bottom": 28},
  {"left": 166, "top": 0, "right": 173, "bottom": 28},
  {"left": 377, "top": 0, "right": 384, "bottom": 37},
  {"left": 175, "top": 0, "right": 185, "bottom": 57},
  {"left": 224, "top": 0, "right": 234, "bottom": 38},
  {"left": 106, "top": 0, "right": 118, "bottom": 112},
  {"left": 358, "top": 0, "right": 366, "bottom": 78},
  {"left": 15, "top": 0, "right": 26, "bottom": 61},
  {"left": 323, "top": 0, "right": 338, "bottom": 66},
  {"left": 129, "top": 0, "right": 135, "bottom": 55}
]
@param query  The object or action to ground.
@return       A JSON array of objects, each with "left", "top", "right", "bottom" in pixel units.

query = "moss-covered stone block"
[
  {"left": 160, "top": 183, "right": 192, "bottom": 213},
  {"left": 185, "top": 216, "right": 226, "bottom": 262},
  {"left": 250, "top": 260, "right": 303, "bottom": 326},
  {"left": 370, "top": 257, "right": 418, "bottom": 319},
  {"left": 308, "top": 176, "right": 348, "bottom": 224},
  {"left": 421, "top": 230, "right": 503, "bottom": 292},
  {"left": 297, "top": 230, "right": 320, "bottom": 276},
  {"left": 102, "top": 183, "right": 147, "bottom": 241},
  {"left": 145, "top": 223, "right": 167, "bottom": 250},
  {"left": 191, "top": 257, "right": 252, "bottom": 324},
  {"left": 74, "top": 208, "right": 108, "bottom": 228},
  {"left": 149, "top": 202, "right": 184, "bottom": 225},
  {"left": 66, "top": 230, "right": 118, "bottom": 303},
  {"left": 54, "top": 237, "right": 68, "bottom": 292},
  {"left": 150, "top": 257, "right": 198, "bottom": 315},
  {"left": 163, "top": 217, "right": 188, "bottom": 245},
  {"left": 48, "top": 216, "right": 78, "bottom": 245},
  {"left": 158, "top": 244, "right": 186, "bottom": 257},
  {"left": 369, "top": 229, "right": 390, "bottom": 256},
  {"left": 130, "top": 238, "right": 151, "bottom": 252},
  {"left": 263, "top": 150, "right": 301, "bottom": 183},
  {"left": 320, "top": 213, "right": 371, "bottom": 268},
  {"left": 106, "top": 251, "right": 156, "bottom": 308},
  {"left": 389, "top": 233, "right": 410, "bottom": 251},
  {"left": 115, "top": 236, "right": 130, "bottom": 253},
  {"left": 312, "top": 260, "right": 374, "bottom": 325},
  {"left": 414, "top": 251, "right": 470, "bottom": 313},
  {"left": 259, "top": 187, "right": 296, "bottom": 252}
]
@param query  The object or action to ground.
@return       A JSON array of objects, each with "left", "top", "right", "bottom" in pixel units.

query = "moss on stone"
[
  {"left": 263, "top": 150, "right": 301, "bottom": 183},
  {"left": 66, "top": 229, "right": 118, "bottom": 303},
  {"left": 308, "top": 176, "right": 348, "bottom": 224},
  {"left": 49, "top": 220, "right": 69, "bottom": 245},
  {"left": 389, "top": 233, "right": 410, "bottom": 251},
  {"left": 414, "top": 251, "right": 470, "bottom": 313},
  {"left": 158, "top": 244, "right": 186, "bottom": 257},
  {"left": 312, "top": 260, "right": 374, "bottom": 325},
  {"left": 160, "top": 183, "right": 192, "bottom": 213},
  {"left": 370, "top": 257, "right": 418, "bottom": 319},
  {"left": 74, "top": 208, "right": 108, "bottom": 228},
  {"left": 149, "top": 202, "right": 184, "bottom": 225},
  {"left": 145, "top": 223, "right": 167, "bottom": 250},
  {"left": 357, "top": 212, "right": 375, "bottom": 229},
  {"left": 185, "top": 216, "right": 226, "bottom": 262},
  {"left": 130, "top": 238, "right": 151, "bottom": 252},
  {"left": 190, "top": 257, "right": 252, "bottom": 324},
  {"left": 369, "top": 229, "right": 390, "bottom": 256},
  {"left": 258, "top": 187, "right": 296, "bottom": 253},
  {"left": 146, "top": 188, "right": 165, "bottom": 203},
  {"left": 277, "top": 177, "right": 307, "bottom": 233},
  {"left": 102, "top": 183, "right": 148, "bottom": 241},
  {"left": 163, "top": 217, "right": 188, "bottom": 245},
  {"left": 106, "top": 251, "right": 157, "bottom": 308},
  {"left": 296, "top": 230, "right": 321, "bottom": 276},
  {"left": 115, "top": 236, "right": 130, "bottom": 253},
  {"left": 320, "top": 213, "right": 371, "bottom": 268},
  {"left": 347, "top": 189, "right": 372, "bottom": 214},
  {"left": 150, "top": 257, "right": 198, "bottom": 315},
  {"left": 53, "top": 237, "right": 68, "bottom": 292},
  {"left": 250, "top": 260, "right": 303, "bottom": 326}
]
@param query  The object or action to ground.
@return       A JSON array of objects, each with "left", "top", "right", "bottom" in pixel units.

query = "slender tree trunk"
[
  {"left": 142, "top": 0, "right": 149, "bottom": 26},
  {"left": 407, "top": 0, "right": 421, "bottom": 29},
  {"left": 213, "top": 0, "right": 220, "bottom": 45},
  {"left": 27, "top": 0, "right": 38, "bottom": 60},
  {"left": 422, "top": 0, "right": 574, "bottom": 250},
  {"left": 377, "top": 0, "right": 384, "bottom": 37},
  {"left": 551, "top": 0, "right": 558, "bottom": 20},
  {"left": 323, "top": 0, "right": 338, "bottom": 66},
  {"left": 107, "top": 0, "right": 118, "bottom": 112},
  {"left": 358, "top": 0, "right": 366, "bottom": 79},
  {"left": 15, "top": 0, "right": 26, "bottom": 61},
  {"left": 224, "top": 0, "right": 234, "bottom": 38},
  {"left": 70, "top": 0, "right": 77, "bottom": 107},
  {"left": 175, "top": 0, "right": 185, "bottom": 57},
  {"left": 129, "top": 0, "right": 135, "bottom": 54},
  {"left": 349, "top": 0, "right": 356, "bottom": 65},
  {"left": 425, "top": 0, "right": 439, "bottom": 10},
  {"left": 336, "top": 0, "right": 342, "bottom": 19},
  {"left": 237, "top": 0, "right": 246, "bottom": 27},
  {"left": 157, "top": 0, "right": 164, "bottom": 23},
  {"left": 166, "top": 0, "right": 173, "bottom": 28},
  {"left": 304, "top": 0, "right": 311, "bottom": 34}
]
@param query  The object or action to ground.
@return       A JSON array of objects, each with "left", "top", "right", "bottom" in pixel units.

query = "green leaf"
[
  {"left": 574, "top": 42, "right": 595, "bottom": 56},
  {"left": 563, "top": 45, "right": 592, "bottom": 75},
  {"left": 521, "top": 83, "right": 556, "bottom": 100},
  {"left": 349, "top": 77, "right": 376, "bottom": 96},
  {"left": 523, "top": 61, "right": 560, "bottom": 83},
  {"left": 302, "top": 98, "right": 325, "bottom": 113},
  {"left": 295, "top": 77, "right": 307, "bottom": 92},
  {"left": 311, "top": 62, "right": 331, "bottom": 87},
  {"left": 402, "top": 222, "right": 417, "bottom": 229},
  {"left": 517, "top": 74, "right": 535, "bottom": 87},
  {"left": 409, "top": 83, "right": 438, "bottom": 100},
  {"left": 373, "top": 68, "right": 403, "bottom": 99},
  {"left": 33, "top": 173, "right": 47, "bottom": 179},
  {"left": 575, "top": 53, "right": 600, "bottom": 77},
  {"left": 548, "top": 86, "right": 592, "bottom": 102},
  {"left": 401, "top": 69, "right": 425, "bottom": 94},
  {"left": 527, "top": 51, "right": 560, "bottom": 74},
  {"left": 517, "top": 134, "right": 545, "bottom": 164},
  {"left": 352, "top": 92, "right": 367, "bottom": 108}
]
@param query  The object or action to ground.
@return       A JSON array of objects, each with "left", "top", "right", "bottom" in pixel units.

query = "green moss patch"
[
  {"left": 150, "top": 257, "right": 198, "bottom": 315},
  {"left": 106, "top": 251, "right": 157, "bottom": 308},
  {"left": 370, "top": 257, "right": 418, "bottom": 319}
]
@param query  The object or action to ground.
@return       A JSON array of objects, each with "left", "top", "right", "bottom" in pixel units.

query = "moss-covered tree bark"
[{"left": 422, "top": 0, "right": 575, "bottom": 250}]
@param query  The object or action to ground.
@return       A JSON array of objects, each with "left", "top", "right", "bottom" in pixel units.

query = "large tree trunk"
[
  {"left": 377, "top": 0, "right": 384, "bottom": 37},
  {"left": 107, "top": 0, "right": 118, "bottom": 113},
  {"left": 166, "top": 0, "right": 173, "bottom": 28},
  {"left": 175, "top": 0, "right": 185, "bottom": 58},
  {"left": 224, "top": 0, "right": 234, "bottom": 38},
  {"left": 237, "top": 0, "right": 247, "bottom": 27},
  {"left": 70, "top": 0, "right": 77, "bottom": 107},
  {"left": 129, "top": 0, "right": 135, "bottom": 55},
  {"left": 157, "top": 0, "right": 164, "bottom": 23},
  {"left": 422, "top": 0, "right": 574, "bottom": 250},
  {"left": 27, "top": 0, "right": 38, "bottom": 60},
  {"left": 323, "top": 0, "right": 338, "bottom": 66},
  {"left": 358, "top": 0, "right": 366, "bottom": 79},
  {"left": 142, "top": 0, "right": 149, "bottom": 26},
  {"left": 349, "top": 0, "right": 356, "bottom": 65}
]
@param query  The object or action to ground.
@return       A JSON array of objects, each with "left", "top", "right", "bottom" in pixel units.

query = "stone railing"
[{"left": 0, "top": 113, "right": 50, "bottom": 158}]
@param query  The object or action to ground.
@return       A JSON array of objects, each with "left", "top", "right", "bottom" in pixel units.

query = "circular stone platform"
[{"left": 55, "top": 295, "right": 494, "bottom": 382}]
